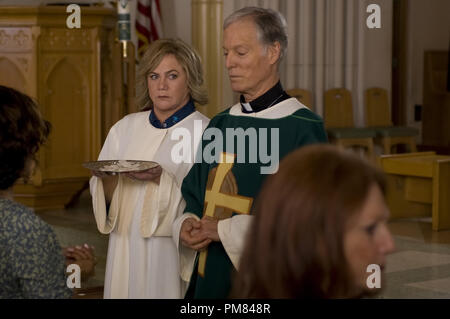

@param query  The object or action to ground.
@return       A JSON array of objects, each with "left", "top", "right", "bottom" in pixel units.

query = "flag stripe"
[
  {"left": 136, "top": 0, "right": 163, "bottom": 58},
  {"left": 136, "top": 22, "right": 151, "bottom": 38},
  {"left": 150, "top": 1, "right": 163, "bottom": 39}
]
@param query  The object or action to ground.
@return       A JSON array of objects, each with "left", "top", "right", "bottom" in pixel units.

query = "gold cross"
[{"left": 198, "top": 152, "right": 253, "bottom": 277}]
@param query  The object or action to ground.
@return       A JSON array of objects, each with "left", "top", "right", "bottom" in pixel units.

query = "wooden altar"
[{"left": 0, "top": 6, "right": 117, "bottom": 210}]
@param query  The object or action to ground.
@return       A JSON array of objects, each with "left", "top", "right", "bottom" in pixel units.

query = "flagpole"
[
  {"left": 117, "top": 0, "right": 137, "bottom": 113},
  {"left": 117, "top": 0, "right": 130, "bottom": 58}
]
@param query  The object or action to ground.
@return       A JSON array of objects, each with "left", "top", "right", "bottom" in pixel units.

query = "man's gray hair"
[{"left": 223, "top": 6, "right": 288, "bottom": 62}]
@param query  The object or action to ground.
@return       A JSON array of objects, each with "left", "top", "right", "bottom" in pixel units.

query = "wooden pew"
[{"left": 378, "top": 152, "right": 450, "bottom": 231}]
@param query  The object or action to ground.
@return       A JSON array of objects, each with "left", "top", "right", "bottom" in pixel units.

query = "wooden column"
[{"left": 192, "top": 0, "right": 223, "bottom": 118}]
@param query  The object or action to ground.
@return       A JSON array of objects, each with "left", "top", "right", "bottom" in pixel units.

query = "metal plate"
[{"left": 82, "top": 160, "right": 159, "bottom": 173}]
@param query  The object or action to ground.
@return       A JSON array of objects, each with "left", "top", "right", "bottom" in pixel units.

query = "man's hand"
[
  {"left": 180, "top": 218, "right": 211, "bottom": 251},
  {"left": 199, "top": 216, "right": 220, "bottom": 242},
  {"left": 123, "top": 166, "right": 162, "bottom": 184}
]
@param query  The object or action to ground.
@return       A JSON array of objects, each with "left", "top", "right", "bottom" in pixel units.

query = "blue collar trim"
[{"left": 149, "top": 100, "right": 195, "bottom": 129}]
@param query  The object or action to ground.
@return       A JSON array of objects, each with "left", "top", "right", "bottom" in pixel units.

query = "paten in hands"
[{"left": 82, "top": 160, "right": 159, "bottom": 173}]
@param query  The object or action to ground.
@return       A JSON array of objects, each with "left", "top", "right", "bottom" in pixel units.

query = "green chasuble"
[{"left": 181, "top": 98, "right": 328, "bottom": 298}]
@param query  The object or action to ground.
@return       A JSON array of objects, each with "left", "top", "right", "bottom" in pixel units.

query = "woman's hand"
[
  {"left": 91, "top": 171, "right": 118, "bottom": 203},
  {"left": 91, "top": 170, "right": 115, "bottom": 178},
  {"left": 123, "top": 166, "right": 162, "bottom": 184},
  {"left": 63, "top": 244, "right": 97, "bottom": 281}
]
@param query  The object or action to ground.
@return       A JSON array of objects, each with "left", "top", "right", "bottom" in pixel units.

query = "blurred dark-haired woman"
[{"left": 0, "top": 86, "right": 94, "bottom": 298}]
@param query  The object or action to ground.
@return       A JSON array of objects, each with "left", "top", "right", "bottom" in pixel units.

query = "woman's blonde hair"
[{"left": 136, "top": 38, "right": 208, "bottom": 110}]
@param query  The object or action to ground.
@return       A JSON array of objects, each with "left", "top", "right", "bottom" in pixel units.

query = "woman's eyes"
[
  {"left": 365, "top": 224, "right": 377, "bottom": 236},
  {"left": 148, "top": 73, "right": 178, "bottom": 80}
]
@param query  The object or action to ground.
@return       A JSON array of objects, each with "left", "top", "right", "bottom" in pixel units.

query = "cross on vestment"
[{"left": 198, "top": 152, "right": 253, "bottom": 277}]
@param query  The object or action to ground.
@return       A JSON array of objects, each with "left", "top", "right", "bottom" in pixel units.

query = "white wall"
[
  {"left": 362, "top": 0, "right": 392, "bottom": 125},
  {"left": 222, "top": 0, "right": 393, "bottom": 126},
  {"left": 160, "top": 0, "right": 191, "bottom": 44}
]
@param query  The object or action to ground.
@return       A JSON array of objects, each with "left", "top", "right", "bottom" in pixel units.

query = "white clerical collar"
[
  {"left": 229, "top": 97, "right": 308, "bottom": 119},
  {"left": 241, "top": 102, "right": 253, "bottom": 112}
]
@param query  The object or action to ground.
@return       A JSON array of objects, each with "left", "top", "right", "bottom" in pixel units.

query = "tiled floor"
[
  {"left": 379, "top": 219, "right": 450, "bottom": 298},
  {"left": 37, "top": 190, "right": 450, "bottom": 299}
]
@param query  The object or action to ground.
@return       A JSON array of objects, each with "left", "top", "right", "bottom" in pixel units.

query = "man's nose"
[{"left": 225, "top": 53, "right": 234, "bottom": 69}]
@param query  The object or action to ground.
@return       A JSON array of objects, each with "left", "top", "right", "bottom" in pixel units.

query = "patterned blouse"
[{"left": 0, "top": 198, "right": 72, "bottom": 298}]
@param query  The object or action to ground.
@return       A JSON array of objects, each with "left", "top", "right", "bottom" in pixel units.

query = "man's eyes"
[{"left": 223, "top": 51, "right": 248, "bottom": 56}]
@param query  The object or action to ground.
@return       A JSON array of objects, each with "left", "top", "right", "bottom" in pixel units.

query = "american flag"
[{"left": 136, "top": 0, "right": 163, "bottom": 58}]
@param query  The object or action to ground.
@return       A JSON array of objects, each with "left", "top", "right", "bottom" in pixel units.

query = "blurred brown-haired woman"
[
  {"left": 0, "top": 86, "right": 95, "bottom": 298},
  {"left": 232, "top": 144, "right": 395, "bottom": 298}
]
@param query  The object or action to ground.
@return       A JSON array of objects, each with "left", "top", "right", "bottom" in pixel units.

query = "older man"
[{"left": 173, "top": 7, "right": 328, "bottom": 298}]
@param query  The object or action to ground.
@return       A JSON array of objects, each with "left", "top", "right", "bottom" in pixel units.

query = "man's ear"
[{"left": 268, "top": 41, "right": 281, "bottom": 65}]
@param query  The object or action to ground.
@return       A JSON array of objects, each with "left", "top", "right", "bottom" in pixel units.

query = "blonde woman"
[{"left": 89, "top": 39, "right": 209, "bottom": 298}]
